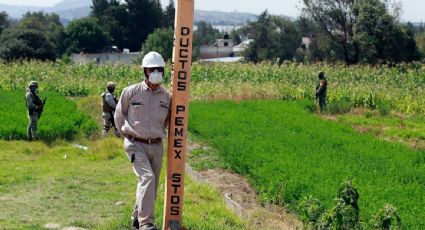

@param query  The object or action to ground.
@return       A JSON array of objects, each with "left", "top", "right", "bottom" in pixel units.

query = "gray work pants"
[
  {"left": 102, "top": 112, "right": 119, "bottom": 137},
  {"left": 27, "top": 112, "right": 39, "bottom": 141},
  {"left": 124, "top": 138, "right": 164, "bottom": 226}
]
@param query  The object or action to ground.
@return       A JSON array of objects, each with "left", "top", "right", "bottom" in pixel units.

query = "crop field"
[
  {"left": 334, "top": 111, "right": 425, "bottom": 150},
  {"left": 1, "top": 62, "right": 424, "bottom": 114},
  {"left": 1, "top": 61, "right": 425, "bottom": 229},
  {"left": 189, "top": 100, "right": 425, "bottom": 228},
  {"left": 0, "top": 90, "right": 97, "bottom": 141}
]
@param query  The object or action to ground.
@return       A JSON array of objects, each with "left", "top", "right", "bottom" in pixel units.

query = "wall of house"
[
  {"left": 200, "top": 46, "right": 234, "bottom": 59},
  {"left": 71, "top": 53, "right": 142, "bottom": 65}
]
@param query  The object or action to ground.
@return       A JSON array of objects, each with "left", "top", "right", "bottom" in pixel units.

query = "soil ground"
[{"left": 186, "top": 142, "right": 303, "bottom": 230}]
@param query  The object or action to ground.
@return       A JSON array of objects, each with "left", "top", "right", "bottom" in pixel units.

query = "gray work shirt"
[{"left": 114, "top": 81, "right": 171, "bottom": 139}]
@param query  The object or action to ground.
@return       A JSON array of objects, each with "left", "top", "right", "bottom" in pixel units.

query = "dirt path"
[{"left": 186, "top": 142, "right": 303, "bottom": 230}]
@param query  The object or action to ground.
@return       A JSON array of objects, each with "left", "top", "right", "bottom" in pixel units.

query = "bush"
[
  {"left": 298, "top": 196, "right": 325, "bottom": 227},
  {"left": 302, "top": 100, "right": 317, "bottom": 113},
  {"left": 376, "top": 101, "right": 391, "bottom": 116},
  {"left": 142, "top": 27, "right": 174, "bottom": 62},
  {"left": 300, "top": 181, "right": 401, "bottom": 230},
  {"left": 317, "top": 181, "right": 360, "bottom": 230},
  {"left": 326, "top": 99, "right": 354, "bottom": 115},
  {"left": 369, "top": 204, "right": 402, "bottom": 229},
  {"left": 365, "top": 111, "right": 373, "bottom": 118},
  {"left": 65, "top": 17, "right": 109, "bottom": 53},
  {"left": 0, "top": 90, "right": 97, "bottom": 142},
  {"left": 0, "top": 29, "right": 56, "bottom": 62}
]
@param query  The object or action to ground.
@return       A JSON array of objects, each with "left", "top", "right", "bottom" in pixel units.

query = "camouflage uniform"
[
  {"left": 25, "top": 81, "right": 43, "bottom": 141},
  {"left": 102, "top": 83, "right": 120, "bottom": 137},
  {"left": 316, "top": 72, "right": 328, "bottom": 112}
]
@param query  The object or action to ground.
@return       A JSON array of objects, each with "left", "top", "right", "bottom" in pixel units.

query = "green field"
[
  {"left": 1, "top": 62, "right": 424, "bottom": 114},
  {"left": 0, "top": 89, "right": 245, "bottom": 229},
  {"left": 0, "top": 138, "right": 245, "bottom": 229},
  {"left": 1, "top": 61, "right": 425, "bottom": 229},
  {"left": 0, "top": 90, "right": 97, "bottom": 141},
  {"left": 335, "top": 111, "right": 425, "bottom": 150},
  {"left": 189, "top": 100, "right": 425, "bottom": 228}
]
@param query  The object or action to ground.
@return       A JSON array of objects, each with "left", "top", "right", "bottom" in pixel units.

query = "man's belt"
[{"left": 125, "top": 135, "right": 162, "bottom": 144}]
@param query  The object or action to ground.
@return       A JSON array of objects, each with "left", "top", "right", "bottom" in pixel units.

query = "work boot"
[
  {"left": 132, "top": 218, "right": 139, "bottom": 230},
  {"left": 140, "top": 223, "right": 158, "bottom": 230}
]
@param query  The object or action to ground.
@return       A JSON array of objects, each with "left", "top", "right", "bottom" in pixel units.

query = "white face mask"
[{"left": 148, "top": 70, "right": 163, "bottom": 84}]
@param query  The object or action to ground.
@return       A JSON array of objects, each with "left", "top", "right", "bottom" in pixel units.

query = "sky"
[{"left": 0, "top": 0, "right": 424, "bottom": 22}]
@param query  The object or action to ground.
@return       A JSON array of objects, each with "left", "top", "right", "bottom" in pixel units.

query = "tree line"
[
  {"left": 0, "top": 0, "right": 175, "bottom": 62},
  {"left": 0, "top": 0, "right": 424, "bottom": 65},
  {"left": 238, "top": 0, "right": 424, "bottom": 65}
]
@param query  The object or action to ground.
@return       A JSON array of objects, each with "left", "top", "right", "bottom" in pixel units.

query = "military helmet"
[
  {"left": 107, "top": 81, "right": 116, "bottom": 89},
  {"left": 29, "top": 81, "right": 38, "bottom": 87}
]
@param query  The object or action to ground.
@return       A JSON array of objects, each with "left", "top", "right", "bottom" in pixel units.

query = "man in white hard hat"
[
  {"left": 115, "top": 51, "right": 171, "bottom": 230},
  {"left": 101, "top": 81, "right": 120, "bottom": 137}
]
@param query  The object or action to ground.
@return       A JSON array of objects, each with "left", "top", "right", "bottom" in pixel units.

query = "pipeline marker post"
[{"left": 163, "top": 0, "right": 194, "bottom": 229}]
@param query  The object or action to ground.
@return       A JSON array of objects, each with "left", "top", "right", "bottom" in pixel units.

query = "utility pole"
[{"left": 163, "top": 0, "right": 194, "bottom": 230}]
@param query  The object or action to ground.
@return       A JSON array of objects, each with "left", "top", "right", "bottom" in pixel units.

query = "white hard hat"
[{"left": 142, "top": 51, "right": 165, "bottom": 68}]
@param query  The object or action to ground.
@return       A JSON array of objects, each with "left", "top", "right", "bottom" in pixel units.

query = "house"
[
  {"left": 71, "top": 46, "right": 142, "bottom": 65},
  {"left": 200, "top": 34, "right": 234, "bottom": 59}
]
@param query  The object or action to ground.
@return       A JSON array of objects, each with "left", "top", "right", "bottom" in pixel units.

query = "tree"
[
  {"left": 91, "top": 0, "right": 111, "bottom": 18},
  {"left": 0, "top": 29, "right": 56, "bottom": 61},
  {"left": 162, "top": 0, "right": 175, "bottom": 28},
  {"left": 91, "top": 0, "right": 129, "bottom": 49},
  {"left": 296, "top": 16, "right": 319, "bottom": 37},
  {"left": 354, "top": 0, "right": 419, "bottom": 63},
  {"left": 142, "top": 27, "right": 174, "bottom": 61},
  {"left": 66, "top": 17, "right": 110, "bottom": 53},
  {"left": 307, "top": 33, "right": 341, "bottom": 63},
  {"left": 416, "top": 32, "right": 425, "bottom": 57},
  {"left": 274, "top": 17, "right": 302, "bottom": 61},
  {"left": 303, "top": 0, "right": 360, "bottom": 65},
  {"left": 0, "top": 11, "right": 10, "bottom": 35},
  {"left": 194, "top": 21, "right": 222, "bottom": 45},
  {"left": 103, "top": 4, "right": 129, "bottom": 49},
  {"left": 17, "top": 12, "right": 66, "bottom": 56},
  {"left": 125, "top": 0, "right": 163, "bottom": 51},
  {"left": 243, "top": 11, "right": 301, "bottom": 64},
  {"left": 230, "top": 29, "right": 242, "bottom": 45},
  {"left": 387, "top": 24, "right": 419, "bottom": 62},
  {"left": 294, "top": 17, "right": 340, "bottom": 63},
  {"left": 192, "top": 21, "right": 223, "bottom": 60}
]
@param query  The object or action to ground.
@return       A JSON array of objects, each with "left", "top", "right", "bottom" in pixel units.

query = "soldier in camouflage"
[
  {"left": 102, "top": 82, "right": 120, "bottom": 137},
  {"left": 25, "top": 81, "right": 44, "bottom": 141},
  {"left": 316, "top": 72, "right": 328, "bottom": 112}
]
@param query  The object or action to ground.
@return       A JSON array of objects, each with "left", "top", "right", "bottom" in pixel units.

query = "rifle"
[{"left": 38, "top": 97, "right": 47, "bottom": 119}]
